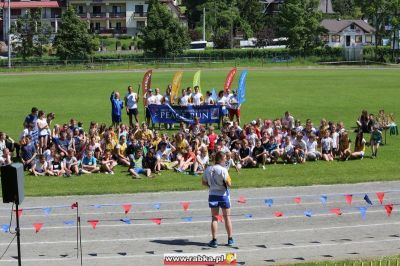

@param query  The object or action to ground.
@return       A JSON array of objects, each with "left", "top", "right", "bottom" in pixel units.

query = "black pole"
[
  {"left": 15, "top": 203, "right": 22, "bottom": 266},
  {"left": 78, "top": 216, "right": 83, "bottom": 266},
  {"left": 76, "top": 202, "right": 78, "bottom": 259}
]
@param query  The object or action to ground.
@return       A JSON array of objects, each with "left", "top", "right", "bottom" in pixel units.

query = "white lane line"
[
  {"left": 1, "top": 237, "right": 400, "bottom": 263},
  {"left": 2, "top": 221, "right": 400, "bottom": 246},
  {"left": 8, "top": 208, "right": 396, "bottom": 231}
]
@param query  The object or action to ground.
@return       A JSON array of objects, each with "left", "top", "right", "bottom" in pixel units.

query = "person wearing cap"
[
  {"left": 202, "top": 151, "right": 234, "bottom": 248},
  {"left": 110, "top": 91, "right": 124, "bottom": 128}
]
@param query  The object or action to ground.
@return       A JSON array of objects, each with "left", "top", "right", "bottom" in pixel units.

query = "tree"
[
  {"left": 142, "top": 0, "right": 190, "bottom": 57},
  {"left": 11, "top": 9, "right": 52, "bottom": 59},
  {"left": 332, "top": 0, "right": 356, "bottom": 17},
  {"left": 385, "top": 0, "right": 400, "bottom": 58},
  {"left": 53, "top": 5, "right": 96, "bottom": 60},
  {"left": 237, "top": 0, "right": 265, "bottom": 34},
  {"left": 277, "top": 0, "right": 324, "bottom": 52}
]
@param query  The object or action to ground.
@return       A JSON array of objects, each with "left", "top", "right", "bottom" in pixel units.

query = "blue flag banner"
[
  {"left": 244, "top": 214, "right": 253, "bottom": 218},
  {"left": 63, "top": 220, "right": 75, "bottom": 226},
  {"left": 304, "top": 210, "right": 313, "bottom": 217},
  {"left": 153, "top": 203, "right": 161, "bottom": 210},
  {"left": 264, "top": 199, "right": 274, "bottom": 207},
  {"left": 1, "top": 224, "right": 10, "bottom": 233},
  {"left": 358, "top": 207, "right": 367, "bottom": 219},
  {"left": 121, "top": 218, "right": 131, "bottom": 224},
  {"left": 148, "top": 104, "right": 221, "bottom": 124},
  {"left": 320, "top": 195, "right": 328, "bottom": 205},
  {"left": 364, "top": 194, "right": 373, "bottom": 205},
  {"left": 237, "top": 70, "right": 248, "bottom": 104},
  {"left": 182, "top": 217, "right": 193, "bottom": 222},
  {"left": 211, "top": 88, "right": 218, "bottom": 102},
  {"left": 43, "top": 207, "right": 52, "bottom": 216}
]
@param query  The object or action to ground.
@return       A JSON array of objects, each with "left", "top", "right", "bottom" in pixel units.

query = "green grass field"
[{"left": 0, "top": 68, "right": 399, "bottom": 196}]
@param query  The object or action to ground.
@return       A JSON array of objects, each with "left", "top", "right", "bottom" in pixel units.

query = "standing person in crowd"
[
  {"left": 153, "top": 88, "right": 164, "bottom": 129},
  {"left": 370, "top": 124, "right": 382, "bottom": 158},
  {"left": 110, "top": 91, "right": 124, "bottom": 129},
  {"left": 162, "top": 85, "right": 173, "bottom": 129},
  {"left": 204, "top": 91, "right": 215, "bottom": 105},
  {"left": 145, "top": 89, "right": 155, "bottom": 127},
  {"left": 21, "top": 135, "right": 37, "bottom": 170},
  {"left": 228, "top": 90, "right": 241, "bottom": 125},
  {"left": 180, "top": 87, "right": 191, "bottom": 106},
  {"left": 217, "top": 90, "right": 228, "bottom": 129},
  {"left": 282, "top": 111, "right": 295, "bottom": 130},
  {"left": 37, "top": 110, "right": 49, "bottom": 154},
  {"left": 202, "top": 151, "right": 234, "bottom": 248},
  {"left": 24, "top": 107, "right": 39, "bottom": 146},
  {"left": 192, "top": 86, "right": 204, "bottom": 106},
  {"left": 124, "top": 85, "right": 139, "bottom": 127},
  {"left": 358, "top": 110, "right": 370, "bottom": 133}
]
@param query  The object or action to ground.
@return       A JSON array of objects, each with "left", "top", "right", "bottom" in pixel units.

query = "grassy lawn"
[{"left": 0, "top": 68, "right": 399, "bottom": 196}]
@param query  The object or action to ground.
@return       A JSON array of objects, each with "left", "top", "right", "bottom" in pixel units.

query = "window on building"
[
  {"left": 331, "top": 35, "right": 341, "bottom": 43},
  {"left": 135, "top": 5, "right": 144, "bottom": 15},
  {"left": 137, "top": 21, "right": 145, "bottom": 29},
  {"left": 321, "top": 34, "right": 329, "bottom": 43},
  {"left": 355, "top": 35, "right": 363, "bottom": 43},
  {"left": 365, "top": 34, "right": 372, "bottom": 43},
  {"left": 112, "top": 6, "right": 121, "bottom": 14},
  {"left": 116, "top": 22, "right": 121, "bottom": 30},
  {"left": 11, "top": 9, "right": 21, "bottom": 16},
  {"left": 350, "top": 24, "right": 355, "bottom": 30},
  {"left": 93, "top": 6, "right": 101, "bottom": 14},
  {"left": 78, "top": 5, "right": 84, "bottom": 14},
  {"left": 95, "top": 22, "right": 100, "bottom": 30}
]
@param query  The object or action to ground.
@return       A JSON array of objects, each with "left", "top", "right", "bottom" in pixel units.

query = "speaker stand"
[{"left": 16, "top": 203, "right": 22, "bottom": 266}]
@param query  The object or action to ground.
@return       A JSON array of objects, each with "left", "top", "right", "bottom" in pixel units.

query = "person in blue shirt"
[
  {"left": 24, "top": 107, "right": 39, "bottom": 145},
  {"left": 110, "top": 91, "right": 124, "bottom": 128}
]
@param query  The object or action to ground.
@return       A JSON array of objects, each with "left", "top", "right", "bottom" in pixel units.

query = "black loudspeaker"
[{"left": 1, "top": 163, "right": 24, "bottom": 204}]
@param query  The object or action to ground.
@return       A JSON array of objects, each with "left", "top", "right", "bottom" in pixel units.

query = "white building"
[{"left": 320, "top": 19, "right": 376, "bottom": 48}]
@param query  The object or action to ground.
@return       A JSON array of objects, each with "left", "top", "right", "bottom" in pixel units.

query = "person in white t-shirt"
[
  {"left": 202, "top": 151, "right": 234, "bottom": 248},
  {"left": 320, "top": 130, "right": 334, "bottom": 161},
  {"left": 124, "top": 85, "right": 139, "bottom": 127},
  {"left": 179, "top": 87, "right": 191, "bottom": 106},
  {"left": 37, "top": 110, "right": 49, "bottom": 154},
  {"left": 306, "top": 134, "right": 321, "bottom": 161},
  {"left": 193, "top": 147, "right": 209, "bottom": 174},
  {"left": 145, "top": 89, "right": 156, "bottom": 127},
  {"left": 192, "top": 86, "right": 204, "bottom": 106},
  {"left": 153, "top": 88, "right": 164, "bottom": 105}
]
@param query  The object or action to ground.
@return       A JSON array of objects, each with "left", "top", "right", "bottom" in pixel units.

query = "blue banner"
[
  {"left": 148, "top": 104, "right": 221, "bottom": 124},
  {"left": 237, "top": 70, "right": 248, "bottom": 104}
]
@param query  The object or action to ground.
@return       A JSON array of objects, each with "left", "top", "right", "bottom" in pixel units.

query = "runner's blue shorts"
[{"left": 208, "top": 195, "right": 231, "bottom": 209}]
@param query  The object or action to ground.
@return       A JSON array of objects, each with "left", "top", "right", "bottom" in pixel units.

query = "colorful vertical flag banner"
[
  {"left": 364, "top": 194, "right": 373, "bottom": 205},
  {"left": 320, "top": 195, "right": 328, "bottom": 205},
  {"left": 193, "top": 70, "right": 201, "bottom": 92},
  {"left": 171, "top": 71, "right": 183, "bottom": 104},
  {"left": 42, "top": 207, "right": 52, "bottom": 216},
  {"left": 385, "top": 204, "right": 393, "bottom": 217},
  {"left": 33, "top": 223, "right": 43, "bottom": 233},
  {"left": 122, "top": 204, "right": 132, "bottom": 214},
  {"left": 224, "top": 67, "right": 237, "bottom": 92},
  {"left": 238, "top": 196, "right": 247, "bottom": 204},
  {"left": 358, "top": 207, "right": 367, "bottom": 220},
  {"left": 181, "top": 202, "right": 190, "bottom": 211},
  {"left": 264, "top": 199, "right": 274, "bottom": 207},
  {"left": 151, "top": 218, "right": 162, "bottom": 225},
  {"left": 88, "top": 220, "right": 99, "bottom": 229},
  {"left": 330, "top": 208, "right": 342, "bottom": 216},
  {"left": 304, "top": 210, "right": 313, "bottom": 217},
  {"left": 210, "top": 88, "right": 218, "bottom": 102},
  {"left": 294, "top": 197, "right": 301, "bottom": 204},
  {"left": 142, "top": 69, "right": 153, "bottom": 107},
  {"left": 1, "top": 224, "right": 10, "bottom": 233},
  {"left": 376, "top": 192, "right": 385, "bottom": 204},
  {"left": 237, "top": 70, "right": 248, "bottom": 104}
]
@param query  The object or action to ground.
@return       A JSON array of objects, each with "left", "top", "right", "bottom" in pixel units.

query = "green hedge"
[{"left": 363, "top": 46, "right": 400, "bottom": 62}]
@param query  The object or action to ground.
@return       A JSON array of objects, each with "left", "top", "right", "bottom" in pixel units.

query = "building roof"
[
  {"left": 1, "top": 1, "right": 61, "bottom": 9},
  {"left": 321, "top": 19, "right": 376, "bottom": 33}
]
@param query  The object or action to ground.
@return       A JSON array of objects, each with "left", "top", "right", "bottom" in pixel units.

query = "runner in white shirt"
[
  {"left": 145, "top": 89, "right": 156, "bottom": 126},
  {"left": 179, "top": 88, "right": 191, "bottom": 106},
  {"left": 192, "top": 86, "right": 204, "bottom": 106},
  {"left": 124, "top": 85, "right": 139, "bottom": 127}
]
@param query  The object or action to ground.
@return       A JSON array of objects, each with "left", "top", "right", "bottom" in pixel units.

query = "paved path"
[{"left": 1, "top": 181, "right": 400, "bottom": 265}]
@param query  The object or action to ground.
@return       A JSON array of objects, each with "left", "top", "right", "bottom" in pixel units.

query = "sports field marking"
[
  {"left": 2, "top": 221, "right": 399, "bottom": 246},
  {"left": 1, "top": 237, "right": 399, "bottom": 263}
]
